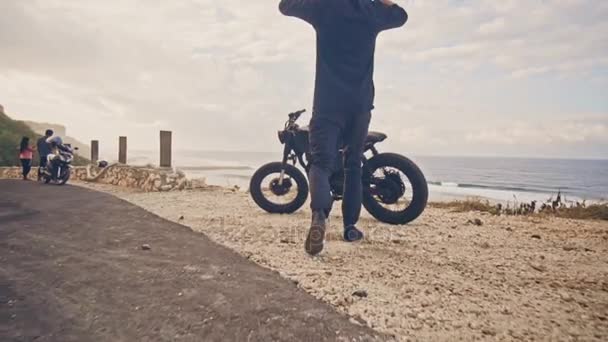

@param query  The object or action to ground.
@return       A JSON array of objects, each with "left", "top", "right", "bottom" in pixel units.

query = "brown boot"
[{"left": 305, "top": 211, "right": 327, "bottom": 256}]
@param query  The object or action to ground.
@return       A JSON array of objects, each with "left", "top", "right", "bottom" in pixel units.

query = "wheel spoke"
[
  {"left": 260, "top": 174, "right": 298, "bottom": 205},
  {"left": 370, "top": 166, "right": 414, "bottom": 213}
]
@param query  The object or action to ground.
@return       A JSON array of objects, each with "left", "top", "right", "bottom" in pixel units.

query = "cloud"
[
  {"left": 398, "top": 126, "right": 448, "bottom": 147},
  {"left": 0, "top": 0, "right": 606, "bottom": 159},
  {"left": 400, "top": 0, "right": 608, "bottom": 78},
  {"left": 384, "top": 116, "right": 608, "bottom": 159},
  {"left": 478, "top": 17, "right": 506, "bottom": 35},
  {"left": 465, "top": 118, "right": 608, "bottom": 145}
]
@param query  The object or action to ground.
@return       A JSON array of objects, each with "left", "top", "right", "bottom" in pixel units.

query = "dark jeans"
[
  {"left": 38, "top": 156, "right": 47, "bottom": 180},
  {"left": 308, "top": 112, "right": 371, "bottom": 228},
  {"left": 20, "top": 159, "right": 32, "bottom": 178}
]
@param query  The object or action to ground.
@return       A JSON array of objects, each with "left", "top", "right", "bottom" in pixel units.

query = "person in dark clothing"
[
  {"left": 36, "top": 129, "right": 54, "bottom": 180},
  {"left": 279, "top": 0, "right": 408, "bottom": 255}
]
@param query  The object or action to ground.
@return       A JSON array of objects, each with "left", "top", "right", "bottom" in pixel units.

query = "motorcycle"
[
  {"left": 249, "top": 110, "right": 428, "bottom": 225},
  {"left": 41, "top": 145, "right": 76, "bottom": 185}
]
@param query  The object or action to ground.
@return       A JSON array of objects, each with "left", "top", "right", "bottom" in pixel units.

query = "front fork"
[
  {"left": 278, "top": 144, "right": 291, "bottom": 186},
  {"left": 279, "top": 143, "right": 307, "bottom": 185},
  {"left": 278, "top": 169, "right": 286, "bottom": 186}
]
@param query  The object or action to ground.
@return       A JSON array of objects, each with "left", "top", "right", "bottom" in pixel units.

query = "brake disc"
[
  {"left": 270, "top": 178, "right": 293, "bottom": 196},
  {"left": 376, "top": 171, "right": 406, "bottom": 204}
]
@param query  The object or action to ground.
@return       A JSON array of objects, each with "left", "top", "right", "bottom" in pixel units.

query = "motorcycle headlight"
[{"left": 277, "top": 130, "right": 286, "bottom": 144}]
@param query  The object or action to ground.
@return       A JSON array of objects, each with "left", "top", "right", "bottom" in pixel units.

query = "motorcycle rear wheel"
[{"left": 363, "top": 153, "right": 428, "bottom": 225}]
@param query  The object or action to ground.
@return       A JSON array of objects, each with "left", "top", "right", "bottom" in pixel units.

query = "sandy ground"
[{"left": 77, "top": 182, "right": 608, "bottom": 341}]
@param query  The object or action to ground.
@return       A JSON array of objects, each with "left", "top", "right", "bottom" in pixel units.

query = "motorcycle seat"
[{"left": 366, "top": 131, "right": 387, "bottom": 144}]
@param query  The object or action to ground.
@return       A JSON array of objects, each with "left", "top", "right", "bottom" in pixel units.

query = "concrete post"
[
  {"left": 91, "top": 140, "right": 99, "bottom": 163},
  {"left": 160, "top": 131, "right": 172, "bottom": 168},
  {"left": 118, "top": 136, "right": 127, "bottom": 164}
]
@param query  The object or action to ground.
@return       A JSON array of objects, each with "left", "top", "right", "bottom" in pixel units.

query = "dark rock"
[
  {"left": 351, "top": 315, "right": 367, "bottom": 325},
  {"left": 178, "top": 215, "right": 184, "bottom": 220},
  {"left": 352, "top": 290, "right": 368, "bottom": 298},
  {"left": 482, "top": 328, "right": 497, "bottom": 336},
  {"left": 531, "top": 234, "right": 541, "bottom": 239},
  {"left": 468, "top": 219, "right": 483, "bottom": 226},
  {"left": 530, "top": 263, "right": 547, "bottom": 272},
  {"left": 141, "top": 244, "right": 151, "bottom": 251}
]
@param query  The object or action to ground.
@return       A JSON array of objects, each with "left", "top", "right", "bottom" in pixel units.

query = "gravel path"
[{"left": 1, "top": 180, "right": 383, "bottom": 342}]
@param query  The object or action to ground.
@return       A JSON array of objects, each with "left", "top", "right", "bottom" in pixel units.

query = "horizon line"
[{"left": 119, "top": 149, "right": 608, "bottom": 161}]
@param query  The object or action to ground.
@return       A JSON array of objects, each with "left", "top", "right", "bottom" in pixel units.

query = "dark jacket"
[
  {"left": 37, "top": 136, "right": 51, "bottom": 157},
  {"left": 279, "top": 0, "right": 407, "bottom": 121}
]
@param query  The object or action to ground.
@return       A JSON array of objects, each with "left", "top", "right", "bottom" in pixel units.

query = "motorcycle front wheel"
[
  {"left": 362, "top": 153, "right": 428, "bottom": 225},
  {"left": 58, "top": 167, "right": 71, "bottom": 185},
  {"left": 249, "top": 162, "right": 309, "bottom": 214}
]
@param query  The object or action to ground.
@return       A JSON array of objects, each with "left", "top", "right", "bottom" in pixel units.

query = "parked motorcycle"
[
  {"left": 249, "top": 110, "right": 428, "bottom": 225},
  {"left": 41, "top": 144, "right": 76, "bottom": 185}
]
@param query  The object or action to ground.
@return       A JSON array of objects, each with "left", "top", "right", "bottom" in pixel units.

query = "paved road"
[{"left": 0, "top": 180, "right": 384, "bottom": 342}]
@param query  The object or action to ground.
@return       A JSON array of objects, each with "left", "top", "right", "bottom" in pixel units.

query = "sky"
[{"left": 1, "top": 0, "right": 607, "bottom": 159}]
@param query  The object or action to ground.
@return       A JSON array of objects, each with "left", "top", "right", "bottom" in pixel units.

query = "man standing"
[
  {"left": 36, "top": 129, "right": 53, "bottom": 180},
  {"left": 279, "top": 0, "right": 408, "bottom": 255}
]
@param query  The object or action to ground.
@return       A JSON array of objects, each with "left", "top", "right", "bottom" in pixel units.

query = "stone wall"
[
  {"left": 0, "top": 165, "right": 201, "bottom": 192},
  {"left": 0, "top": 167, "right": 88, "bottom": 181}
]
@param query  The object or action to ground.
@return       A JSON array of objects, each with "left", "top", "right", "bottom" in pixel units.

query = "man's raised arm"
[
  {"left": 374, "top": 0, "right": 408, "bottom": 32},
  {"left": 279, "top": 0, "right": 322, "bottom": 26}
]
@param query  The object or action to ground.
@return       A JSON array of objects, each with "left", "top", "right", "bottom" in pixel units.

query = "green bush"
[
  {"left": 431, "top": 198, "right": 608, "bottom": 221},
  {"left": 0, "top": 112, "right": 39, "bottom": 166}
]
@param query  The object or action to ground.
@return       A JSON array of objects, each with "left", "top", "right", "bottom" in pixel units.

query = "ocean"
[{"left": 125, "top": 150, "right": 608, "bottom": 204}]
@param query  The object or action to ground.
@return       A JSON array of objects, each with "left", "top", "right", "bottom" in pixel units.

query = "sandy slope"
[{"left": 77, "top": 183, "right": 608, "bottom": 341}]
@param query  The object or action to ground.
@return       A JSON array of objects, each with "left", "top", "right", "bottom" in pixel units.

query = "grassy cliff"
[
  {"left": 0, "top": 110, "right": 89, "bottom": 167},
  {"left": 0, "top": 111, "right": 39, "bottom": 166}
]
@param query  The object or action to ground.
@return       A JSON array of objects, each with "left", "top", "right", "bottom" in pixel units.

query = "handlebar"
[
  {"left": 284, "top": 109, "right": 306, "bottom": 130},
  {"left": 289, "top": 109, "right": 306, "bottom": 121}
]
